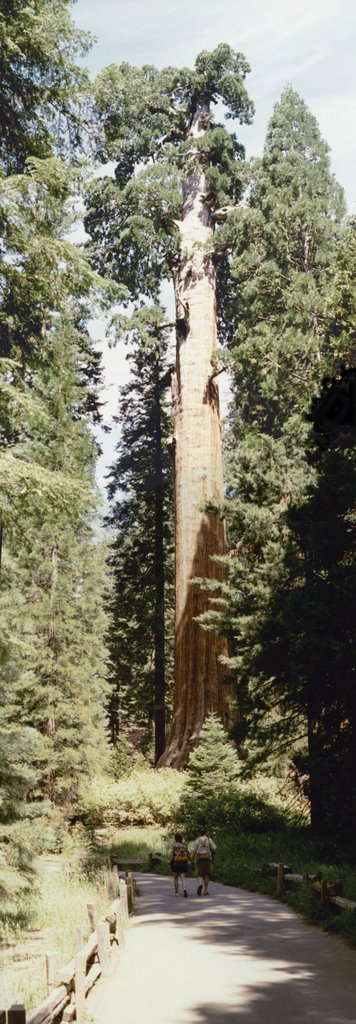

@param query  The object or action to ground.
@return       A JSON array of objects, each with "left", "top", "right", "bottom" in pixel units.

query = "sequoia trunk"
[
  {"left": 158, "top": 106, "right": 230, "bottom": 767},
  {"left": 153, "top": 363, "right": 166, "bottom": 764}
]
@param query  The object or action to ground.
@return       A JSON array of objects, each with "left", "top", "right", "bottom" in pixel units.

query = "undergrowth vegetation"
[
  {"left": 79, "top": 767, "right": 185, "bottom": 828},
  {"left": 0, "top": 853, "right": 116, "bottom": 1013}
]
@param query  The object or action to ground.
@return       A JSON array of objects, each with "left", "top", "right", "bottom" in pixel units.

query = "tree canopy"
[{"left": 0, "top": 0, "right": 92, "bottom": 173}]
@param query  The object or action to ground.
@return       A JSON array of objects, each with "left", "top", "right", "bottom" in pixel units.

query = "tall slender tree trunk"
[
  {"left": 159, "top": 105, "right": 230, "bottom": 767},
  {"left": 153, "top": 360, "right": 166, "bottom": 763},
  {"left": 45, "top": 541, "right": 57, "bottom": 799}
]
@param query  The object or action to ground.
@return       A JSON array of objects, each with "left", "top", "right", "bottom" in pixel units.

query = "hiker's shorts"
[
  {"left": 196, "top": 858, "right": 212, "bottom": 875},
  {"left": 172, "top": 860, "right": 189, "bottom": 874}
]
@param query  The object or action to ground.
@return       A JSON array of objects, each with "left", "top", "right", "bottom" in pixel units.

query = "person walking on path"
[
  {"left": 192, "top": 827, "right": 216, "bottom": 895},
  {"left": 170, "top": 832, "right": 190, "bottom": 897}
]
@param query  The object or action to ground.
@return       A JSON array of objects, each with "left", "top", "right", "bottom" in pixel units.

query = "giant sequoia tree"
[{"left": 86, "top": 44, "right": 253, "bottom": 765}]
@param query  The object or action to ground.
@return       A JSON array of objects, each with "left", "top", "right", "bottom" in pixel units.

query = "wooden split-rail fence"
[
  {"left": 1, "top": 871, "right": 134, "bottom": 1024},
  {"left": 262, "top": 861, "right": 356, "bottom": 912}
]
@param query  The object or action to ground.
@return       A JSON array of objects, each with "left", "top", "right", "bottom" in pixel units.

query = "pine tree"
[
  {"left": 185, "top": 712, "right": 239, "bottom": 799},
  {"left": 85, "top": 44, "right": 254, "bottom": 764},
  {"left": 106, "top": 306, "right": 174, "bottom": 763}
]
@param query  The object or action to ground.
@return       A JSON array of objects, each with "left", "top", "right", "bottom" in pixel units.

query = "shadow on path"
[{"left": 88, "top": 873, "right": 356, "bottom": 1024}]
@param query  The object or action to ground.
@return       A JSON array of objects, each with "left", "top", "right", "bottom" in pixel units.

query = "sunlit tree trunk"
[
  {"left": 158, "top": 106, "right": 230, "bottom": 767},
  {"left": 153, "top": 364, "right": 166, "bottom": 764}
]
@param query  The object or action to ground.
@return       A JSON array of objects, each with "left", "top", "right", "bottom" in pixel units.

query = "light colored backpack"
[{"left": 196, "top": 836, "right": 212, "bottom": 858}]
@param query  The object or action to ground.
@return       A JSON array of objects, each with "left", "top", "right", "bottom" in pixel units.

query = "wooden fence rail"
[
  {"left": 261, "top": 861, "right": 356, "bottom": 911},
  {"left": 1, "top": 871, "right": 134, "bottom": 1024}
]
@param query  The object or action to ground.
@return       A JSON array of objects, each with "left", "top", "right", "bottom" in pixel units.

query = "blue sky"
[
  {"left": 74, "top": 0, "right": 355, "bottom": 209},
  {"left": 72, "top": 0, "right": 356, "bottom": 488}
]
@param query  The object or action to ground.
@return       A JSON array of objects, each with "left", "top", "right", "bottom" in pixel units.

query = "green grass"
[
  {"left": 0, "top": 855, "right": 117, "bottom": 1013},
  {"left": 89, "top": 825, "right": 172, "bottom": 871}
]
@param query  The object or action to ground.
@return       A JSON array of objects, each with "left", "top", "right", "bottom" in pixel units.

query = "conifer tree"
[
  {"left": 0, "top": 159, "right": 113, "bottom": 895},
  {"left": 13, "top": 319, "right": 111, "bottom": 805},
  {"left": 185, "top": 712, "right": 239, "bottom": 799},
  {"left": 0, "top": 0, "right": 92, "bottom": 174},
  {"left": 215, "top": 89, "right": 355, "bottom": 836},
  {"left": 106, "top": 306, "right": 174, "bottom": 762},
  {"left": 86, "top": 44, "right": 254, "bottom": 764},
  {"left": 0, "top": 0, "right": 110, "bottom": 900}
]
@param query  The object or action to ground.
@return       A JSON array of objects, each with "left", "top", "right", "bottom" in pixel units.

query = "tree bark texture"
[
  {"left": 158, "top": 106, "right": 230, "bottom": 767},
  {"left": 153, "top": 363, "right": 166, "bottom": 764}
]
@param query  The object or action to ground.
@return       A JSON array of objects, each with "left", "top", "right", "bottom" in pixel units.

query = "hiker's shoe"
[
  {"left": 203, "top": 890, "right": 209, "bottom": 895},
  {"left": 184, "top": 890, "right": 188, "bottom": 897},
  {"left": 197, "top": 884, "right": 203, "bottom": 895}
]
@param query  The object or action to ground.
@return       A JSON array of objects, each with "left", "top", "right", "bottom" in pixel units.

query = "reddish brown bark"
[{"left": 158, "top": 106, "right": 230, "bottom": 767}]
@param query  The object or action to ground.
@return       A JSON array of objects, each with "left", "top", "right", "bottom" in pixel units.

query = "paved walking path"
[{"left": 87, "top": 873, "right": 356, "bottom": 1023}]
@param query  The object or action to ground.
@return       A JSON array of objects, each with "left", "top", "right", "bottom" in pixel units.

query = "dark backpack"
[{"left": 173, "top": 842, "right": 188, "bottom": 862}]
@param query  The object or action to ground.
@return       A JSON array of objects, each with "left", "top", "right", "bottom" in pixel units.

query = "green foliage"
[
  {"left": 0, "top": 158, "right": 113, "bottom": 366},
  {"left": 80, "top": 768, "right": 185, "bottom": 828},
  {"left": 211, "top": 86, "right": 356, "bottom": 841},
  {"left": 86, "top": 44, "right": 253, "bottom": 299},
  {"left": 0, "top": 162, "right": 113, "bottom": 902},
  {"left": 0, "top": 854, "right": 115, "bottom": 1011},
  {"left": 185, "top": 713, "right": 240, "bottom": 798},
  {"left": 0, "top": 319, "right": 111, "bottom": 810},
  {"left": 110, "top": 736, "right": 147, "bottom": 779},
  {"left": 178, "top": 789, "right": 289, "bottom": 839},
  {"left": 106, "top": 306, "right": 174, "bottom": 753},
  {"left": 0, "top": 0, "right": 92, "bottom": 174}
]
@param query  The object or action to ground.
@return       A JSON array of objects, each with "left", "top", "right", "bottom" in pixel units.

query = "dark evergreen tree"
[
  {"left": 106, "top": 306, "right": 174, "bottom": 763},
  {"left": 214, "top": 89, "right": 355, "bottom": 838}
]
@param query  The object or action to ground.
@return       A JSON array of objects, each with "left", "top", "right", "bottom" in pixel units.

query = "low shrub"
[
  {"left": 79, "top": 768, "right": 186, "bottom": 828},
  {"left": 177, "top": 786, "right": 290, "bottom": 839}
]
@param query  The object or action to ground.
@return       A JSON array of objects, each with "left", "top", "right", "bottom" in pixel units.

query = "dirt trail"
[{"left": 87, "top": 872, "right": 356, "bottom": 1023}]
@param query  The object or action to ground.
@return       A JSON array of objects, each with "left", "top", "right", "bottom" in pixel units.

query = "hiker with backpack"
[
  {"left": 170, "top": 832, "right": 190, "bottom": 897},
  {"left": 192, "top": 827, "right": 216, "bottom": 895}
]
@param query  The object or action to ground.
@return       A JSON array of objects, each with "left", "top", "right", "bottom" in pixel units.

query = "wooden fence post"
[
  {"left": 97, "top": 920, "right": 111, "bottom": 978},
  {"left": 75, "top": 924, "right": 84, "bottom": 952},
  {"left": 8, "top": 1008, "right": 26, "bottom": 1024},
  {"left": 126, "top": 871, "right": 134, "bottom": 912},
  {"left": 86, "top": 901, "right": 96, "bottom": 932},
  {"left": 75, "top": 951, "right": 86, "bottom": 1024},
  {"left": 320, "top": 880, "right": 328, "bottom": 905},
  {"left": 108, "top": 869, "right": 119, "bottom": 899},
  {"left": 119, "top": 878, "right": 129, "bottom": 922},
  {"left": 46, "top": 950, "right": 61, "bottom": 993},
  {"left": 276, "top": 863, "right": 285, "bottom": 893},
  {"left": 112, "top": 897, "right": 124, "bottom": 947}
]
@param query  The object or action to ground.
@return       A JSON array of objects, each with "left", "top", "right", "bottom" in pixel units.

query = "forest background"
[{"left": 1, "top": 0, "right": 356, "bottom": 1009}]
